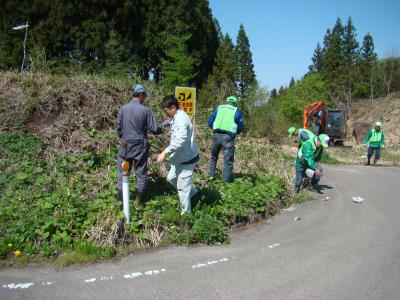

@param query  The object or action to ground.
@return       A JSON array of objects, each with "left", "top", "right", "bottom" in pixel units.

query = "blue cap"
[{"left": 131, "top": 84, "right": 147, "bottom": 95}]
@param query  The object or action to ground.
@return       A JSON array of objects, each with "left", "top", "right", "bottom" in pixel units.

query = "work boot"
[
  {"left": 373, "top": 158, "right": 377, "bottom": 165},
  {"left": 116, "top": 190, "right": 123, "bottom": 202},
  {"left": 137, "top": 192, "right": 145, "bottom": 205},
  {"left": 191, "top": 190, "right": 205, "bottom": 208},
  {"left": 311, "top": 184, "right": 323, "bottom": 194},
  {"left": 365, "top": 158, "right": 371, "bottom": 165}
]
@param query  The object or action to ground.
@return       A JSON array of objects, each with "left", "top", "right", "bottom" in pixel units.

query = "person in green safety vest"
[
  {"left": 288, "top": 127, "right": 316, "bottom": 147},
  {"left": 363, "top": 121, "right": 385, "bottom": 165},
  {"left": 294, "top": 134, "right": 330, "bottom": 194},
  {"left": 208, "top": 96, "right": 244, "bottom": 182}
]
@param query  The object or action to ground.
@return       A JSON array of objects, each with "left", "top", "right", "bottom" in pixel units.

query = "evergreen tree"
[
  {"left": 361, "top": 33, "right": 377, "bottom": 65},
  {"left": 162, "top": 22, "right": 197, "bottom": 91},
  {"left": 270, "top": 88, "right": 278, "bottom": 100},
  {"left": 323, "top": 17, "right": 344, "bottom": 72},
  {"left": 104, "top": 30, "right": 127, "bottom": 76},
  {"left": 289, "top": 76, "right": 296, "bottom": 87},
  {"left": 236, "top": 23, "right": 256, "bottom": 98},
  {"left": 199, "top": 33, "right": 238, "bottom": 106},
  {"left": 309, "top": 42, "right": 323, "bottom": 73},
  {"left": 359, "top": 33, "right": 378, "bottom": 99},
  {"left": 343, "top": 17, "right": 359, "bottom": 66}
]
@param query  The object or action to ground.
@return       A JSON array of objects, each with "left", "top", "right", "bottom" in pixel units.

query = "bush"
[{"left": 191, "top": 213, "right": 228, "bottom": 245}]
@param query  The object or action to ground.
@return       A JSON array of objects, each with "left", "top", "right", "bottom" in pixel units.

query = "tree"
[
  {"left": 309, "top": 43, "right": 323, "bottom": 73},
  {"left": 236, "top": 23, "right": 256, "bottom": 98},
  {"left": 289, "top": 76, "right": 296, "bottom": 87},
  {"left": 323, "top": 17, "right": 344, "bottom": 72},
  {"left": 104, "top": 30, "right": 127, "bottom": 76},
  {"left": 342, "top": 17, "right": 359, "bottom": 66},
  {"left": 199, "top": 33, "right": 238, "bottom": 106},
  {"left": 162, "top": 22, "right": 197, "bottom": 91},
  {"left": 360, "top": 33, "right": 378, "bottom": 99}
]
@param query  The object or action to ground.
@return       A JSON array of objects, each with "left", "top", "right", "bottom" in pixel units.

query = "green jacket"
[
  {"left": 363, "top": 129, "right": 385, "bottom": 148},
  {"left": 295, "top": 139, "right": 318, "bottom": 170}
]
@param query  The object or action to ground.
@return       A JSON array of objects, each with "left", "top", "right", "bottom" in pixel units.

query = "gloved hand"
[
  {"left": 314, "top": 168, "right": 322, "bottom": 177},
  {"left": 161, "top": 118, "right": 172, "bottom": 127}
]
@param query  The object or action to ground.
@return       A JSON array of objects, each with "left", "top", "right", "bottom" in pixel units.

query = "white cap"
[{"left": 375, "top": 121, "right": 382, "bottom": 127}]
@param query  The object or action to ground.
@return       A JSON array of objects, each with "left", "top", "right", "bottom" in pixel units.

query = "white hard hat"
[{"left": 375, "top": 121, "right": 382, "bottom": 127}]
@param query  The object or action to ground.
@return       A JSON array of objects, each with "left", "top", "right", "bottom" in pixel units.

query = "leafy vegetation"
[{"left": 0, "top": 130, "right": 291, "bottom": 265}]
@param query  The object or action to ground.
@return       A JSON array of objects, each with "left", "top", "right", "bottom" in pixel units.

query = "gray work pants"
[
  {"left": 167, "top": 162, "right": 198, "bottom": 214},
  {"left": 209, "top": 133, "right": 235, "bottom": 182},
  {"left": 117, "top": 139, "right": 149, "bottom": 194}
]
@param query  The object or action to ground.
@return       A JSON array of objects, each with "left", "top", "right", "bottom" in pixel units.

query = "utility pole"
[{"left": 12, "top": 22, "right": 29, "bottom": 72}]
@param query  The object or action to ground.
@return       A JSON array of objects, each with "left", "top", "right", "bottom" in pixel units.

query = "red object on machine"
[{"left": 303, "top": 102, "right": 327, "bottom": 133}]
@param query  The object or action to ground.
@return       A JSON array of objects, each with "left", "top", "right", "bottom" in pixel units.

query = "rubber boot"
[
  {"left": 117, "top": 189, "right": 123, "bottom": 202},
  {"left": 365, "top": 157, "right": 371, "bottom": 165},
  {"left": 373, "top": 158, "right": 377, "bottom": 165},
  {"left": 138, "top": 192, "right": 144, "bottom": 205}
]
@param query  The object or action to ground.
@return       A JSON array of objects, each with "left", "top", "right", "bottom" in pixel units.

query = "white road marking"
[
  {"left": 268, "top": 243, "right": 280, "bottom": 249},
  {"left": 41, "top": 282, "right": 54, "bottom": 286},
  {"left": 2, "top": 283, "right": 34, "bottom": 289},
  {"left": 83, "top": 278, "right": 96, "bottom": 283},
  {"left": 192, "top": 258, "right": 229, "bottom": 269},
  {"left": 124, "top": 272, "right": 143, "bottom": 279}
]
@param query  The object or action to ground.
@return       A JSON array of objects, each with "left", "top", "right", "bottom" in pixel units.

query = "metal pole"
[
  {"left": 21, "top": 22, "right": 29, "bottom": 73},
  {"left": 121, "top": 161, "right": 130, "bottom": 224}
]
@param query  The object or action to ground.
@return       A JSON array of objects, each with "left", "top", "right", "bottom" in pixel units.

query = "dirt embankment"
[{"left": 349, "top": 93, "right": 400, "bottom": 146}]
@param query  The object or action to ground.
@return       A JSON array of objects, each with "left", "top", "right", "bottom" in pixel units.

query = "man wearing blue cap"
[
  {"left": 116, "top": 84, "right": 169, "bottom": 204},
  {"left": 208, "top": 96, "right": 244, "bottom": 182}
]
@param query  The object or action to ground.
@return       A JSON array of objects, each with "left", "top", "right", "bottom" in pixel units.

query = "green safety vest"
[
  {"left": 298, "top": 138, "right": 316, "bottom": 159},
  {"left": 369, "top": 129, "right": 382, "bottom": 143},
  {"left": 213, "top": 104, "right": 238, "bottom": 134}
]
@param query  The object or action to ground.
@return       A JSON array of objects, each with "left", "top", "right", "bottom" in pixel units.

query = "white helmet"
[{"left": 375, "top": 121, "right": 382, "bottom": 127}]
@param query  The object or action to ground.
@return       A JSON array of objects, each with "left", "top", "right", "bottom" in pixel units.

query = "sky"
[{"left": 209, "top": 0, "right": 400, "bottom": 90}]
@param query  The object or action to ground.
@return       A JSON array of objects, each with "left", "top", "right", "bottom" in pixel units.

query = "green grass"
[{"left": 0, "top": 132, "right": 294, "bottom": 265}]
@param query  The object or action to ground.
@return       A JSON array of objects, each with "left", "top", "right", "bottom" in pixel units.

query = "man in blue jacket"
[{"left": 208, "top": 96, "right": 244, "bottom": 182}]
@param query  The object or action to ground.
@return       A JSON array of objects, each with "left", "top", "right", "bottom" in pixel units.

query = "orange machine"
[
  {"left": 303, "top": 101, "right": 347, "bottom": 143},
  {"left": 303, "top": 101, "right": 327, "bottom": 134}
]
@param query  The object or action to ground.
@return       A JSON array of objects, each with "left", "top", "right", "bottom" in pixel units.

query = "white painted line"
[
  {"left": 2, "top": 283, "right": 34, "bottom": 289},
  {"left": 41, "top": 282, "right": 54, "bottom": 286},
  {"left": 268, "top": 243, "right": 280, "bottom": 249},
  {"left": 99, "top": 276, "right": 114, "bottom": 281},
  {"left": 192, "top": 263, "right": 208, "bottom": 269},
  {"left": 192, "top": 258, "right": 229, "bottom": 269},
  {"left": 83, "top": 278, "right": 96, "bottom": 283},
  {"left": 124, "top": 272, "right": 143, "bottom": 279}
]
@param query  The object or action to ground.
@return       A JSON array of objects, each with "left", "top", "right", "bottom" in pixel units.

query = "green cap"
[
  {"left": 226, "top": 96, "right": 238, "bottom": 103},
  {"left": 318, "top": 134, "right": 330, "bottom": 148},
  {"left": 288, "top": 127, "right": 296, "bottom": 137}
]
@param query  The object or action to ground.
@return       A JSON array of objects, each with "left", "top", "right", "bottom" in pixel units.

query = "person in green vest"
[
  {"left": 294, "top": 134, "right": 330, "bottom": 194},
  {"left": 363, "top": 121, "right": 385, "bottom": 165},
  {"left": 208, "top": 96, "right": 244, "bottom": 182},
  {"left": 288, "top": 127, "right": 316, "bottom": 147}
]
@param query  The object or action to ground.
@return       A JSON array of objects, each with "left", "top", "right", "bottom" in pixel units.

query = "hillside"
[{"left": 0, "top": 72, "right": 296, "bottom": 265}]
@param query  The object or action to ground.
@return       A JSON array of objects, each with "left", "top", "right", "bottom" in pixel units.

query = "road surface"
[{"left": 1, "top": 165, "right": 400, "bottom": 299}]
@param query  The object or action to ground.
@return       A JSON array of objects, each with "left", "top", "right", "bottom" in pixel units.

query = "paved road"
[{"left": 1, "top": 165, "right": 400, "bottom": 300}]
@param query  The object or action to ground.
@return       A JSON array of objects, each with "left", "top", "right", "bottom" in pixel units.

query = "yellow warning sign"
[{"left": 175, "top": 86, "right": 196, "bottom": 119}]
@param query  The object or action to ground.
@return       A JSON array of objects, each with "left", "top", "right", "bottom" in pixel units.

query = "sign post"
[
  {"left": 12, "top": 22, "right": 29, "bottom": 73},
  {"left": 121, "top": 161, "right": 130, "bottom": 224},
  {"left": 175, "top": 86, "right": 196, "bottom": 125}
]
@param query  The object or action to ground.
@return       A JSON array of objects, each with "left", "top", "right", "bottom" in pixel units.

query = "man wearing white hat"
[{"left": 363, "top": 121, "right": 385, "bottom": 165}]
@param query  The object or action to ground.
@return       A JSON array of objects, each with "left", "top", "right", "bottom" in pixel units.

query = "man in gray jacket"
[
  {"left": 116, "top": 84, "right": 167, "bottom": 204},
  {"left": 157, "top": 95, "right": 200, "bottom": 214}
]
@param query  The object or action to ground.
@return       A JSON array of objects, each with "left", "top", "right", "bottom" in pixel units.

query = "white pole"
[
  {"left": 122, "top": 174, "right": 130, "bottom": 224},
  {"left": 121, "top": 161, "right": 130, "bottom": 224}
]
